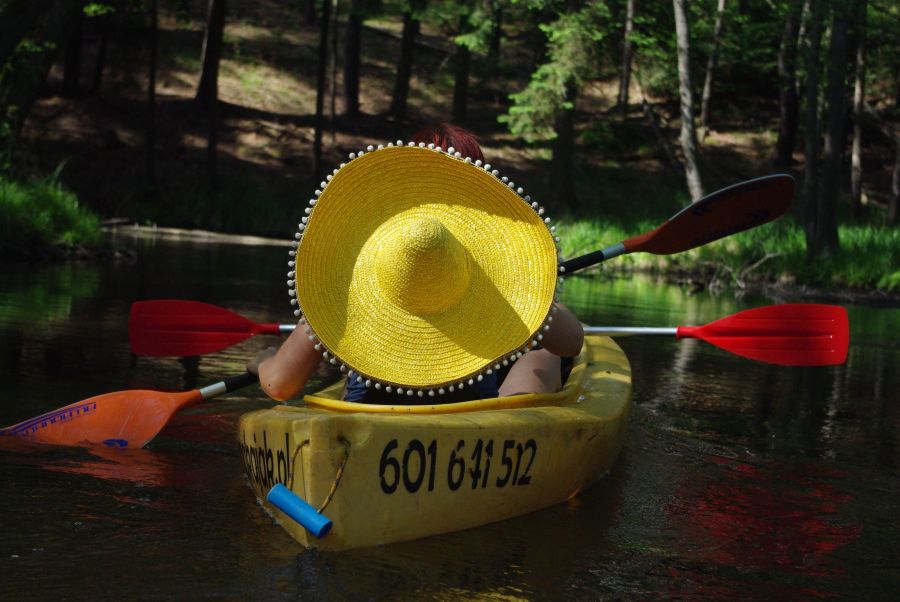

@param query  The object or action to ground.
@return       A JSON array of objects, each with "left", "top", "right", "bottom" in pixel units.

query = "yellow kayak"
[{"left": 238, "top": 334, "right": 632, "bottom": 550}]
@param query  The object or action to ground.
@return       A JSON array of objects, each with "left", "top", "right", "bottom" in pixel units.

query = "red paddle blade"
[
  {"left": 626, "top": 174, "right": 795, "bottom": 255},
  {"left": 0, "top": 389, "right": 201, "bottom": 448},
  {"left": 130, "top": 300, "right": 274, "bottom": 356},
  {"left": 677, "top": 304, "right": 849, "bottom": 366}
]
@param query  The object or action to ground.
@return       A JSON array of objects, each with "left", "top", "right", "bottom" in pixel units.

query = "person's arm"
[
  {"left": 247, "top": 327, "right": 323, "bottom": 401},
  {"left": 539, "top": 302, "right": 584, "bottom": 357}
]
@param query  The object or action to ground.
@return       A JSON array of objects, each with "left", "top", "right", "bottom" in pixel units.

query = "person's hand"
[{"left": 247, "top": 346, "right": 278, "bottom": 376}]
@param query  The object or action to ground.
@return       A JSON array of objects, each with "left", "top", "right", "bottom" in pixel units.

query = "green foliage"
[
  {"left": 0, "top": 119, "right": 13, "bottom": 175},
  {"left": 687, "top": 219, "right": 900, "bottom": 291},
  {"left": 878, "top": 271, "right": 900, "bottom": 292},
  {"left": 454, "top": 6, "right": 494, "bottom": 54},
  {"left": 83, "top": 3, "right": 116, "bottom": 17},
  {"left": 501, "top": 1, "right": 611, "bottom": 142},
  {"left": 865, "top": 0, "right": 900, "bottom": 97},
  {"left": 0, "top": 172, "right": 103, "bottom": 254},
  {"left": 625, "top": 4, "right": 677, "bottom": 95},
  {"left": 625, "top": 0, "right": 788, "bottom": 101}
]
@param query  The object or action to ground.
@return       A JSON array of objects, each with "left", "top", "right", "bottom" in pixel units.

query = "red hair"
[{"left": 410, "top": 123, "right": 485, "bottom": 163}]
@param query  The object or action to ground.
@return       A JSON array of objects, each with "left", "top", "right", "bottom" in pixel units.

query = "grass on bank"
[
  {"left": 0, "top": 173, "right": 104, "bottom": 256},
  {"left": 557, "top": 217, "right": 900, "bottom": 292}
]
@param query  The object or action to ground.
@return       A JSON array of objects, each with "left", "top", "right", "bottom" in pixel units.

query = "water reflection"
[
  {"left": 1, "top": 440, "right": 175, "bottom": 488},
  {"left": 0, "top": 263, "right": 100, "bottom": 324},
  {"left": 565, "top": 274, "right": 900, "bottom": 470},
  {"left": 0, "top": 237, "right": 898, "bottom": 600},
  {"left": 668, "top": 455, "right": 861, "bottom": 575}
]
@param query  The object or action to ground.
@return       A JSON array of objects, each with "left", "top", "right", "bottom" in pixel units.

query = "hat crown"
[{"left": 374, "top": 216, "right": 471, "bottom": 315}]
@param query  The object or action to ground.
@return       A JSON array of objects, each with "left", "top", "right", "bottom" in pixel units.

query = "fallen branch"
[{"left": 696, "top": 251, "right": 783, "bottom": 292}]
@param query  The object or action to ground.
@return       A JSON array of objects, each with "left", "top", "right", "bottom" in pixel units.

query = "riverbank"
[
  {"left": 0, "top": 173, "right": 110, "bottom": 260},
  {"left": 105, "top": 222, "right": 900, "bottom": 306},
  {"left": 4, "top": 213, "right": 897, "bottom": 306}
]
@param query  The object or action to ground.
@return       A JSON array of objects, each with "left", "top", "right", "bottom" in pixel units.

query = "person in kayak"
[{"left": 248, "top": 123, "right": 583, "bottom": 403}]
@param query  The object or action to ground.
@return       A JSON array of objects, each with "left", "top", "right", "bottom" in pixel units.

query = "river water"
[{"left": 0, "top": 233, "right": 897, "bottom": 601}]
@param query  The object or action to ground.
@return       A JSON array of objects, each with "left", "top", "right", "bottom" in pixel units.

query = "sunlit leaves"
[{"left": 501, "top": 1, "right": 610, "bottom": 142}]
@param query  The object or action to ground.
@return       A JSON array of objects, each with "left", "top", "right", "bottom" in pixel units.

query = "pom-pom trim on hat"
[{"left": 288, "top": 141, "right": 563, "bottom": 397}]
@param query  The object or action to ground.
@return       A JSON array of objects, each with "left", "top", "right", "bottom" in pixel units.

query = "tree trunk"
[
  {"left": 617, "top": 0, "right": 636, "bottom": 112},
  {"left": 550, "top": 83, "right": 578, "bottom": 211},
  {"left": 887, "top": 66, "right": 900, "bottom": 226},
  {"left": 329, "top": 0, "right": 338, "bottom": 140},
  {"left": 672, "top": 0, "right": 704, "bottom": 201},
  {"left": 314, "top": 0, "right": 333, "bottom": 181},
  {"left": 343, "top": 0, "right": 362, "bottom": 119},
  {"left": 205, "top": 83, "right": 219, "bottom": 197},
  {"left": 452, "top": 16, "right": 470, "bottom": 124},
  {"left": 802, "top": 0, "right": 823, "bottom": 255},
  {"left": 773, "top": 0, "right": 802, "bottom": 169},
  {"left": 390, "top": 7, "right": 421, "bottom": 120},
  {"left": 530, "top": 10, "right": 550, "bottom": 70},
  {"left": 699, "top": 0, "right": 726, "bottom": 136},
  {"left": 197, "top": 0, "right": 226, "bottom": 195},
  {"left": 889, "top": 138, "right": 899, "bottom": 225},
  {"left": 147, "top": 0, "right": 158, "bottom": 190},
  {"left": 196, "top": 0, "right": 226, "bottom": 111},
  {"left": 849, "top": 0, "right": 866, "bottom": 220},
  {"left": 90, "top": 14, "right": 110, "bottom": 94},
  {"left": 63, "top": 2, "right": 85, "bottom": 97},
  {"left": 814, "top": 3, "right": 849, "bottom": 259},
  {"left": 487, "top": 1, "right": 502, "bottom": 74}
]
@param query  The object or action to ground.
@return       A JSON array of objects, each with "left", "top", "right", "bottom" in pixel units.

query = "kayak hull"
[{"left": 238, "top": 334, "right": 631, "bottom": 550}]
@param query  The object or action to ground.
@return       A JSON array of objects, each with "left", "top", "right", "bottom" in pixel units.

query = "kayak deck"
[{"left": 238, "top": 334, "right": 631, "bottom": 550}]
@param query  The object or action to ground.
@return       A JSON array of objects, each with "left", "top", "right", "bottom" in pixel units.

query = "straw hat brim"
[{"left": 293, "top": 145, "right": 558, "bottom": 389}]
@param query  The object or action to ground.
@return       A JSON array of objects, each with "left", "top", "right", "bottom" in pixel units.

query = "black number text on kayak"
[{"left": 379, "top": 438, "right": 537, "bottom": 495}]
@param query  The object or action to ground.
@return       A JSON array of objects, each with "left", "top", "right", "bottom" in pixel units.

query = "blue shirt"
[{"left": 343, "top": 370, "right": 500, "bottom": 403}]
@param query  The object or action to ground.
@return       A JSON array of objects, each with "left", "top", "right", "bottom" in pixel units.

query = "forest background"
[{"left": 1, "top": 0, "right": 898, "bottom": 296}]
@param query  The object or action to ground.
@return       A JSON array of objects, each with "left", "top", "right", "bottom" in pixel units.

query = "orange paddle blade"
[
  {"left": 0, "top": 389, "right": 200, "bottom": 448},
  {"left": 0, "top": 373, "right": 257, "bottom": 448}
]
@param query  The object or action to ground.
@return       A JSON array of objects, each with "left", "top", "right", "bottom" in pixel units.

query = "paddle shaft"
[
  {"left": 195, "top": 324, "right": 676, "bottom": 338},
  {"left": 204, "top": 325, "right": 708, "bottom": 338},
  {"left": 559, "top": 174, "right": 795, "bottom": 274},
  {"left": 196, "top": 371, "right": 259, "bottom": 403},
  {"left": 584, "top": 326, "right": 676, "bottom": 336}
]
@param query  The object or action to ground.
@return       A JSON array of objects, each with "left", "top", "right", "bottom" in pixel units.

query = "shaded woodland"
[{"left": 1, "top": 0, "right": 898, "bottom": 261}]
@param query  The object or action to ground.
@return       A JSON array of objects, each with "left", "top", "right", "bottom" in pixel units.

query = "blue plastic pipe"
[{"left": 266, "top": 484, "right": 333, "bottom": 538}]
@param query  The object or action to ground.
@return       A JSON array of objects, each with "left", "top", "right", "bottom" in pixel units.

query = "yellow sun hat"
[{"left": 287, "top": 142, "right": 562, "bottom": 397}]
